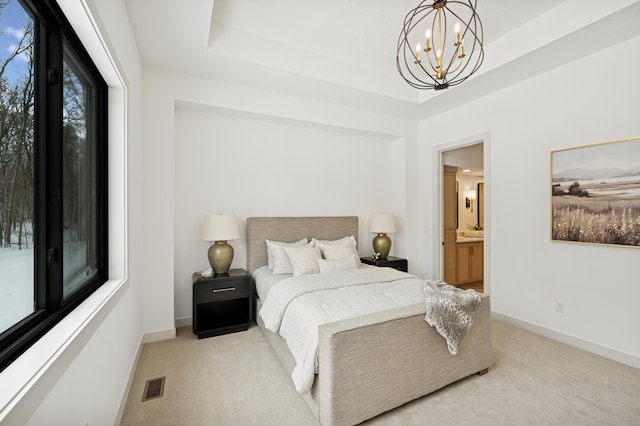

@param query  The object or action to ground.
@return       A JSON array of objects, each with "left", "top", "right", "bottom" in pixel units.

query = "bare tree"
[{"left": 0, "top": 6, "right": 34, "bottom": 249}]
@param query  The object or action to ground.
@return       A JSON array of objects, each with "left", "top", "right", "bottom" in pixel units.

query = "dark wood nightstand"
[
  {"left": 360, "top": 256, "right": 408, "bottom": 272},
  {"left": 192, "top": 269, "right": 252, "bottom": 339}
]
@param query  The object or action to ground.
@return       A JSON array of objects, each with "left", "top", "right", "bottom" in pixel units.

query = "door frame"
[{"left": 433, "top": 132, "right": 491, "bottom": 294}]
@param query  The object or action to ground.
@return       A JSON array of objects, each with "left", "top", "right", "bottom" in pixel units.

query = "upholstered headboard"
[{"left": 246, "top": 216, "right": 359, "bottom": 273}]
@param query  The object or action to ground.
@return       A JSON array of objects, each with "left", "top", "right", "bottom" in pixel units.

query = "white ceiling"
[
  {"left": 443, "top": 143, "right": 484, "bottom": 175},
  {"left": 124, "top": 0, "right": 640, "bottom": 119},
  {"left": 207, "top": 0, "right": 552, "bottom": 80}
]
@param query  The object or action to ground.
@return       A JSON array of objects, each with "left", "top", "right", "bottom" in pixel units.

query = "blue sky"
[{"left": 1, "top": 0, "right": 32, "bottom": 82}]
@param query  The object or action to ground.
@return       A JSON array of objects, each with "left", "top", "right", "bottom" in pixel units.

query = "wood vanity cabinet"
[{"left": 456, "top": 241, "right": 483, "bottom": 284}]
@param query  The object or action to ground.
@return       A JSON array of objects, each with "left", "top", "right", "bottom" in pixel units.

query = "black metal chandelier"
[{"left": 397, "top": 0, "right": 484, "bottom": 90}]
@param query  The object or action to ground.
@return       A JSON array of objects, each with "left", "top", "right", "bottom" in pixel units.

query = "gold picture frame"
[{"left": 551, "top": 136, "right": 640, "bottom": 248}]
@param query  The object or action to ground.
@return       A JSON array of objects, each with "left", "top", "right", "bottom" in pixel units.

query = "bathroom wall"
[{"left": 457, "top": 174, "right": 483, "bottom": 232}]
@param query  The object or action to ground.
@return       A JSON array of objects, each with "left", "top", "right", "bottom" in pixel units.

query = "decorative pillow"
[
  {"left": 313, "top": 235, "right": 360, "bottom": 264},
  {"left": 318, "top": 255, "right": 358, "bottom": 273},
  {"left": 266, "top": 238, "right": 308, "bottom": 270},
  {"left": 271, "top": 240, "right": 313, "bottom": 275},
  {"left": 318, "top": 241, "right": 356, "bottom": 260},
  {"left": 312, "top": 235, "right": 356, "bottom": 250},
  {"left": 284, "top": 246, "right": 322, "bottom": 277}
]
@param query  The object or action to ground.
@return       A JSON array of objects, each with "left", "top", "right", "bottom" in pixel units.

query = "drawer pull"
[{"left": 212, "top": 287, "right": 235, "bottom": 293}]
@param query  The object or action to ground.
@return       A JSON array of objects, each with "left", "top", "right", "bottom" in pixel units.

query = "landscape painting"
[{"left": 551, "top": 137, "right": 640, "bottom": 247}]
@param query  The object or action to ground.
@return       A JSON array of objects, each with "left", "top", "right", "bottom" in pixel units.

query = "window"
[{"left": 0, "top": 0, "right": 107, "bottom": 371}]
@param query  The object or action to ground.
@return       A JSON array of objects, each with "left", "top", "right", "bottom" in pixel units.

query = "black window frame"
[{"left": 0, "top": 0, "right": 108, "bottom": 372}]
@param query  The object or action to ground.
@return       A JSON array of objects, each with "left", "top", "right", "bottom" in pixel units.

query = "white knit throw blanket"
[{"left": 424, "top": 280, "right": 481, "bottom": 355}]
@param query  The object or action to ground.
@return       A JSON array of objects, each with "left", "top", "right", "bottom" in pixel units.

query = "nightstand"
[
  {"left": 192, "top": 269, "right": 252, "bottom": 339},
  {"left": 360, "top": 256, "right": 408, "bottom": 272}
]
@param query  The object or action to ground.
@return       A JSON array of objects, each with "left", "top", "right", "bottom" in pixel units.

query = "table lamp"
[
  {"left": 202, "top": 213, "right": 239, "bottom": 275},
  {"left": 369, "top": 213, "right": 396, "bottom": 259}
]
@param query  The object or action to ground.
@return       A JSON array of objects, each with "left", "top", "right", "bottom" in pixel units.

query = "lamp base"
[
  {"left": 208, "top": 241, "right": 234, "bottom": 275},
  {"left": 372, "top": 233, "right": 391, "bottom": 259}
]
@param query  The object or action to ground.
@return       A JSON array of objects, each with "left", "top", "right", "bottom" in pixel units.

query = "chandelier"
[{"left": 397, "top": 0, "right": 484, "bottom": 90}]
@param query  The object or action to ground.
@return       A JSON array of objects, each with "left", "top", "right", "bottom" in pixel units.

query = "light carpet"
[{"left": 120, "top": 320, "right": 640, "bottom": 425}]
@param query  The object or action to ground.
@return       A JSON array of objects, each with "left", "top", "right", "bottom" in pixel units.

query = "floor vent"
[{"left": 142, "top": 377, "right": 165, "bottom": 402}]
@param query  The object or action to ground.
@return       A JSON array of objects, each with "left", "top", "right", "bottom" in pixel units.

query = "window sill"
[{"left": 0, "top": 277, "right": 128, "bottom": 422}]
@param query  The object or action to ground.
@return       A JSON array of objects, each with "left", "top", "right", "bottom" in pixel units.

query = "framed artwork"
[{"left": 551, "top": 136, "right": 640, "bottom": 248}]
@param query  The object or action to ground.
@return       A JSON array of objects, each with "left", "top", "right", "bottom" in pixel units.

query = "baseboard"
[
  {"left": 174, "top": 316, "right": 192, "bottom": 329},
  {"left": 492, "top": 311, "right": 640, "bottom": 369},
  {"left": 142, "top": 328, "right": 176, "bottom": 344},
  {"left": 114, "top": 336, "right": 144, "bottom": 425}
]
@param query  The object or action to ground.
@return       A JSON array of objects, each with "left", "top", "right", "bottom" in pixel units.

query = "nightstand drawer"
[{"left": 196, "top": 278, "right": 250, "bottom": 302}]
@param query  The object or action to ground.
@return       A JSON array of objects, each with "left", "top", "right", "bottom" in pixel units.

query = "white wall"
[
  {"left": 173, "top": 109, "right": 404, "bottom": 322},
  {"left": 456, "top": 174, "right": 483, "bottom": 232},
  {"left": 419, "top": 35, "right": 640, "bottom": 365},
  {"left": 141, "top": 68, "right": 419, "bottom": 332},
  {"left": 0, "top": 0, "right": 145, "bottom": 424}
]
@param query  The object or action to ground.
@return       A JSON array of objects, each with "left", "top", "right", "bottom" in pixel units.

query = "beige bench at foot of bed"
[{"left": 258, "top": 294, "right": 492, "bottom": 426}]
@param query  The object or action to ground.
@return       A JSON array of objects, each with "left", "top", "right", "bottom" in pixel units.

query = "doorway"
[{"left": 437, "top": 138, "right": 490, "bottom": 294}]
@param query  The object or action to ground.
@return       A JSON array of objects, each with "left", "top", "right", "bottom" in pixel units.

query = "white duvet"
[{"left": 259, "top": 267, "right": 425, "bottom": 394}]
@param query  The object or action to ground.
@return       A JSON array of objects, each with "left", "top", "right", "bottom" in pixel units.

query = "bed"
[{"left": 247, "top": 216, "right": 492, "bottom": 426}]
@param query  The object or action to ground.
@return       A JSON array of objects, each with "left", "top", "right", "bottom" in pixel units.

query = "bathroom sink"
[{"left": 463, "top": 230, "right": 484, "bottom": 238}]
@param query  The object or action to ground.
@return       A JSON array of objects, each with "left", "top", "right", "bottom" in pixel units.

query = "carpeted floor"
[{"left": 120, "top": 320, "right": 640, "bottom": 425}]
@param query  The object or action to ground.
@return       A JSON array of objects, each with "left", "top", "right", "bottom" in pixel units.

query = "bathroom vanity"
[{"left": 455, "top": 239, "right": 483, "bottom": 285}]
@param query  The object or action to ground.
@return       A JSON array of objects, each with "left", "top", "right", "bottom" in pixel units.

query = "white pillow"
[
  {"left": 266, "top": 238, "right": 308, "bottom": 270},
  {"left": 312, "top": 235, "right": 357, "bottom": 250},
  {"left": 318, "top": 255, "right": 359, "bottom": 273},
  {"left": 318, "top": 241, "right": 356, "bottom": 260},
  {"left": 271, "top": 240, "right": 313, "bottom": 275},
  {"left": 313, "top": 235, "right": 360, "bottom": 264},
  {"left": 284, "top": 246, "right": 322, "bottom": 277}
]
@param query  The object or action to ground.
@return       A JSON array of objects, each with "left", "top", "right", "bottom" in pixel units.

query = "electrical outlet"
[{"left": 555, "top": 299, "right": 566, "bottom": 314}]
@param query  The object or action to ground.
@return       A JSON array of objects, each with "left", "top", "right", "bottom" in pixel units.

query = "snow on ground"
[{"left": 0, "top": 247, "right": 34, "bottom": 333}]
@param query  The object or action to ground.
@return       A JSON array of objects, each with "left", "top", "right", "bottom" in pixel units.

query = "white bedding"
[
  {"left": 252, "top": 263, "right": 377, "bottom": 301},
  {"left": 259, "top": 267, "right": 425, "bottom": 394},
  {"left": 252, "top": 265, "right": 291, "bottom": 301}
]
